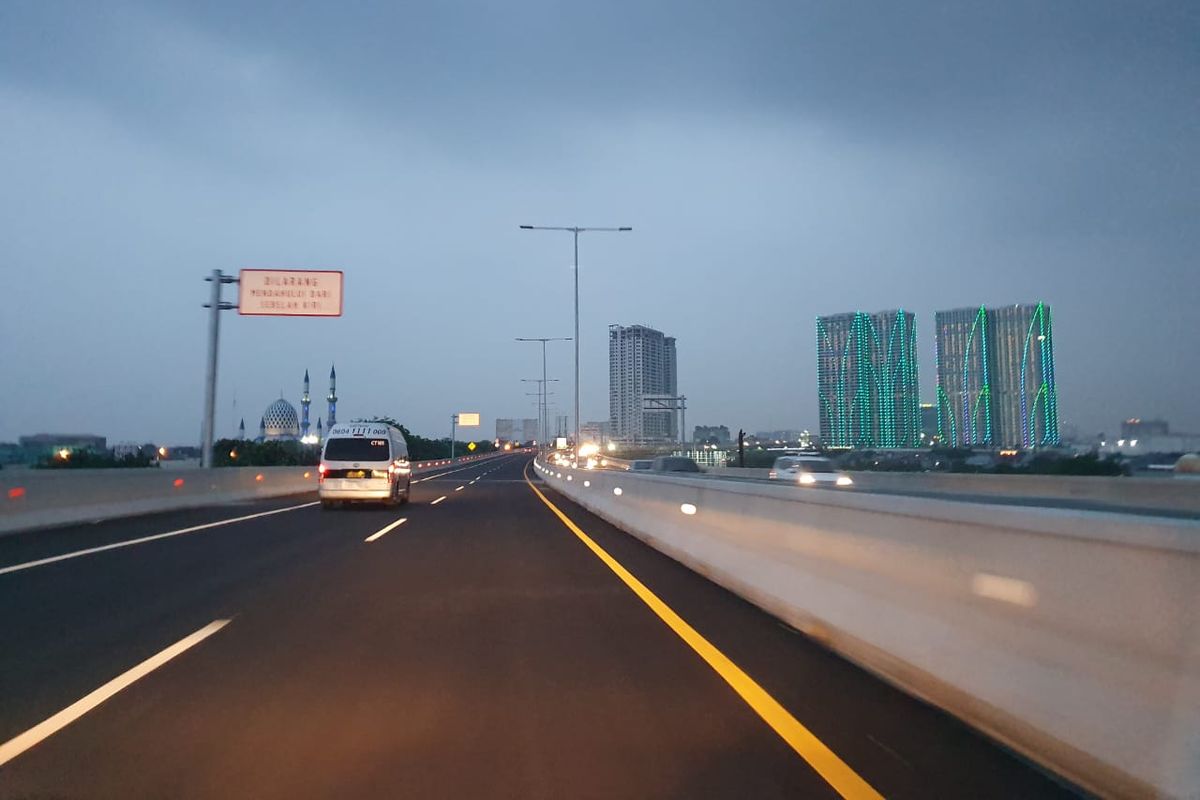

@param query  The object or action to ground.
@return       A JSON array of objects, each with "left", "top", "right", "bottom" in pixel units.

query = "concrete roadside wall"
[
  {"left": 537, "top": 459, "right": 1200, "bottom": 798},
  {"left": 704, "top": 467, "right": 1200, "bottom": 514},
  {"left": 0, "top": 452, "right": 506, "bottom": 535}
]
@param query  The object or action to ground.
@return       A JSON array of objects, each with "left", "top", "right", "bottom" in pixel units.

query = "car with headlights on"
[{"left": 769, "top": 455, "right": 853, "bottom": 487}]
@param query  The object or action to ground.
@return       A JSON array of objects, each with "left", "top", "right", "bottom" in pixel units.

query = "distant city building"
[
  {"left": 1102, "top": 417, "right": 1197, "bottom": 456},
  {"left": 112, "top": 442, "right": 159, "bottom": 459},
  {"left": 816, "top": 309, "right": 920, "bottom": 448},
  {"left": 0, "top": 443, "right": 28, "bottom": 465},
  {"left": 1101, "top": 429, "right": 1200, "bottom": 456},
  {"left": 934, "top": 303, "right": 1059, "bottom": 449},
  {"left": 1121, "top": 418, "right": 1169, "bottom": 439},
  {"left": 933, "top": 306, "right": 994, "bottom": 447},
  {"left": 496, "top": 418, "right": 538, "bottom": 442},
  {"left": 693, "top": 425, "right": 731, "bottom": 445},
  {"left": 919, "top": 403, "right": 939, "bottom": 444},
  {"left": 609, "top": 324, "right": 678, "bottom": 442},
  {"left": 18, "top": 433, "right": 107, "bottom": 455},
  {"left": 580, "top": 420, "right": 610, "bottom": 443},
  {"left": 753, "top": 430, "right": 809, "bottom": 443}
]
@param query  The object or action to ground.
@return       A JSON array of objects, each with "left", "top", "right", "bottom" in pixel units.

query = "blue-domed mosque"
[{"left": 236, "top": 366, "right": 339, "bottom": 443}]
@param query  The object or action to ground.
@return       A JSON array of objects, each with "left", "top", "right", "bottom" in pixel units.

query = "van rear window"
[{"left": 324, "top": 438, "right": 389, "bottom": 461}]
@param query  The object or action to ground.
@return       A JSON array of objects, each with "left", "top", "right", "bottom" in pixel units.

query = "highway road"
[{"left": 0, "top": 454, "right": 1084, "bottom": 798}]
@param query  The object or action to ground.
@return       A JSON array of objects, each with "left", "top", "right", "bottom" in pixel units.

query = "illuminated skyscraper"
[
  {"left": 989, "top": 303, "right": 1059, "bottom": 448},
  {"left": 935, "top": 303, "right": 1059, "bottom": 449},
  {"left": 816, "top": 309, "right": 920, "bottom": 448},
  {"left": 934, "top": 306, "right": 994, "bottom": 447}
]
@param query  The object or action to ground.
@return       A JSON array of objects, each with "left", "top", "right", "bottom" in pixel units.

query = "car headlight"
[
  {"left": 799, "top": 473, "right": 816, "bottom": 485},
  {"left": 836, "top": 475, "right": 853, "bottom": 486}
]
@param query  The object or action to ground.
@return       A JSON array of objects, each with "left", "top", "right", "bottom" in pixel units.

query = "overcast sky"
[{"left": 1, "top": 1, "right": 1197, "bottom": 444}]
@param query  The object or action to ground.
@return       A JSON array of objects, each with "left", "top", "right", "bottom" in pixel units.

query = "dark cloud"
[{"left": 1, "top": 1, "right": 1196, "bottom": 442}]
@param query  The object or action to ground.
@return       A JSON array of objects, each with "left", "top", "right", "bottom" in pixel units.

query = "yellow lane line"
[{"left": 523, "top": 465, "right": 883, "bottom": 800}]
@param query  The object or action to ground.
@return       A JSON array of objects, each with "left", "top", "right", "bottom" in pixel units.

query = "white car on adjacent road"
[{"left": 769, "top": 455, "right": 854, "bottom": 487}]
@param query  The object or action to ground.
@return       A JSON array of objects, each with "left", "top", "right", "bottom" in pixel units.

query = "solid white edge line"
[
  {"left": 0, "top": 502, "right": 320, "bottom": 577},
  {"left": 0, "top": 619, "right": 231, "bottom": 767},
  {"left": 431, "top": 496, "right": 447, "bottom": 505},
  {"left": 364, "top": 517, "right": 408, "bottom": 543}
]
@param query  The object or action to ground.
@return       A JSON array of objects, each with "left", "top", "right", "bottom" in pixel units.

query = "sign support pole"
[
  {"left": 450, "top": 414, "right": 458, "bottom": 460},
  {"left": 200, "top": 270, "right": 238, "bottom": 469}
]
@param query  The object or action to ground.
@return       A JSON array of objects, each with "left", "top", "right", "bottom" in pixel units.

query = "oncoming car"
[
  {"left": 649, "top": 456, "right": 702, "bottom": 473},
  {"left": 318, "top": 423, "right": 412, "bottom": 508},
  {"left": 769, "top": 455, "right": 853, "bottom": 487}
]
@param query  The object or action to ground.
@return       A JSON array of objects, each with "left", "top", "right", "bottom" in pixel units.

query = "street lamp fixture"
[
  {"left": 515, "top": 336, "right": 571, "bottom": 448},
  {"left": 519, "top": 226, "right": 632, "bottom": 452}
]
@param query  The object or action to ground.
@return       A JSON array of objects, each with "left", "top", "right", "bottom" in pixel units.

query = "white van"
[{"left": 318, "top": 423, "right": 412, "bottom": 508}]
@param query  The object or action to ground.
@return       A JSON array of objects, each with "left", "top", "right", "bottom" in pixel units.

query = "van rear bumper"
[{"left": 320, "top": 478, "right": 392, "bottom": 500}]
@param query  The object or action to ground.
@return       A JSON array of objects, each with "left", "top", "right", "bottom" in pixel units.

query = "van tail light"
[{"left": 318, "top": 463, "right": 327, "bottom": 482}]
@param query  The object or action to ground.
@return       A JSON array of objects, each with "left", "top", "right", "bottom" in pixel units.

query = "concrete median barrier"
[
  {"left": 705, "top": 467, "right": 1200, "bottom": 514},
  {"left": 537, "top": 458, "right": 1200, "bottom": 798},
  {"left": 0, "top": 452, "right": 510, "bottom": 535},
  {"left": 0, "top": 467, "right": 318, "bottom": 535}
]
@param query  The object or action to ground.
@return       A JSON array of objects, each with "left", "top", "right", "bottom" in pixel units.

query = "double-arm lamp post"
[{"left": 519, "top": 225, "right": 631, "bottom": 453}]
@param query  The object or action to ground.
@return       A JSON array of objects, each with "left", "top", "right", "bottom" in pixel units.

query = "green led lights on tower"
[
  {"left": 816, "top": 309, "right": 920, "bottom": 449},
  {"left": 934, "top": 306, "right": 994, "bottom": 448},
  {"left": 934, "top": 303, "right": 1060, "bottom": 449}
]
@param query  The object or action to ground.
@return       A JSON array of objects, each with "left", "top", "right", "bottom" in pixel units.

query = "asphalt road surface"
[{"left": 0, "top": 454, "right": 1084, "bottom": 799}]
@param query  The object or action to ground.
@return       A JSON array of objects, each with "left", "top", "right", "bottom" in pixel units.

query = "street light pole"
[
  {"left": 515, "top": 336, "right": 570, "bottom": 447},
  {"left": 200, "top": 270, "right": 238, "bottom": 469},
  {"left": 520, "top": 225, "right": 631, "bottom": 455},
  {"left": 521, "top": 378, "right": 559, "bottom": 446}
]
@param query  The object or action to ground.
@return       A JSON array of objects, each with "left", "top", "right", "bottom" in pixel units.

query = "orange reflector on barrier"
[
  {"left": 8, "top": 487, "right": 26, "bottom": 500},
  {"left": 173, "top": 478, "right": 185, "bottom": 488},
  {"left": 255, "top": 474, "right": 264, "bottom": 482}
]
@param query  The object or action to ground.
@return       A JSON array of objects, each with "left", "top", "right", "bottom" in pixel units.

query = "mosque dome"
[{"left": 261, "top": 398, "right": 301, "bottom": 440}]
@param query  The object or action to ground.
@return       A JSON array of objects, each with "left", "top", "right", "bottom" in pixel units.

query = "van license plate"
[{"left": 346, "top": 470, "right": 366, "bottom": 478}]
